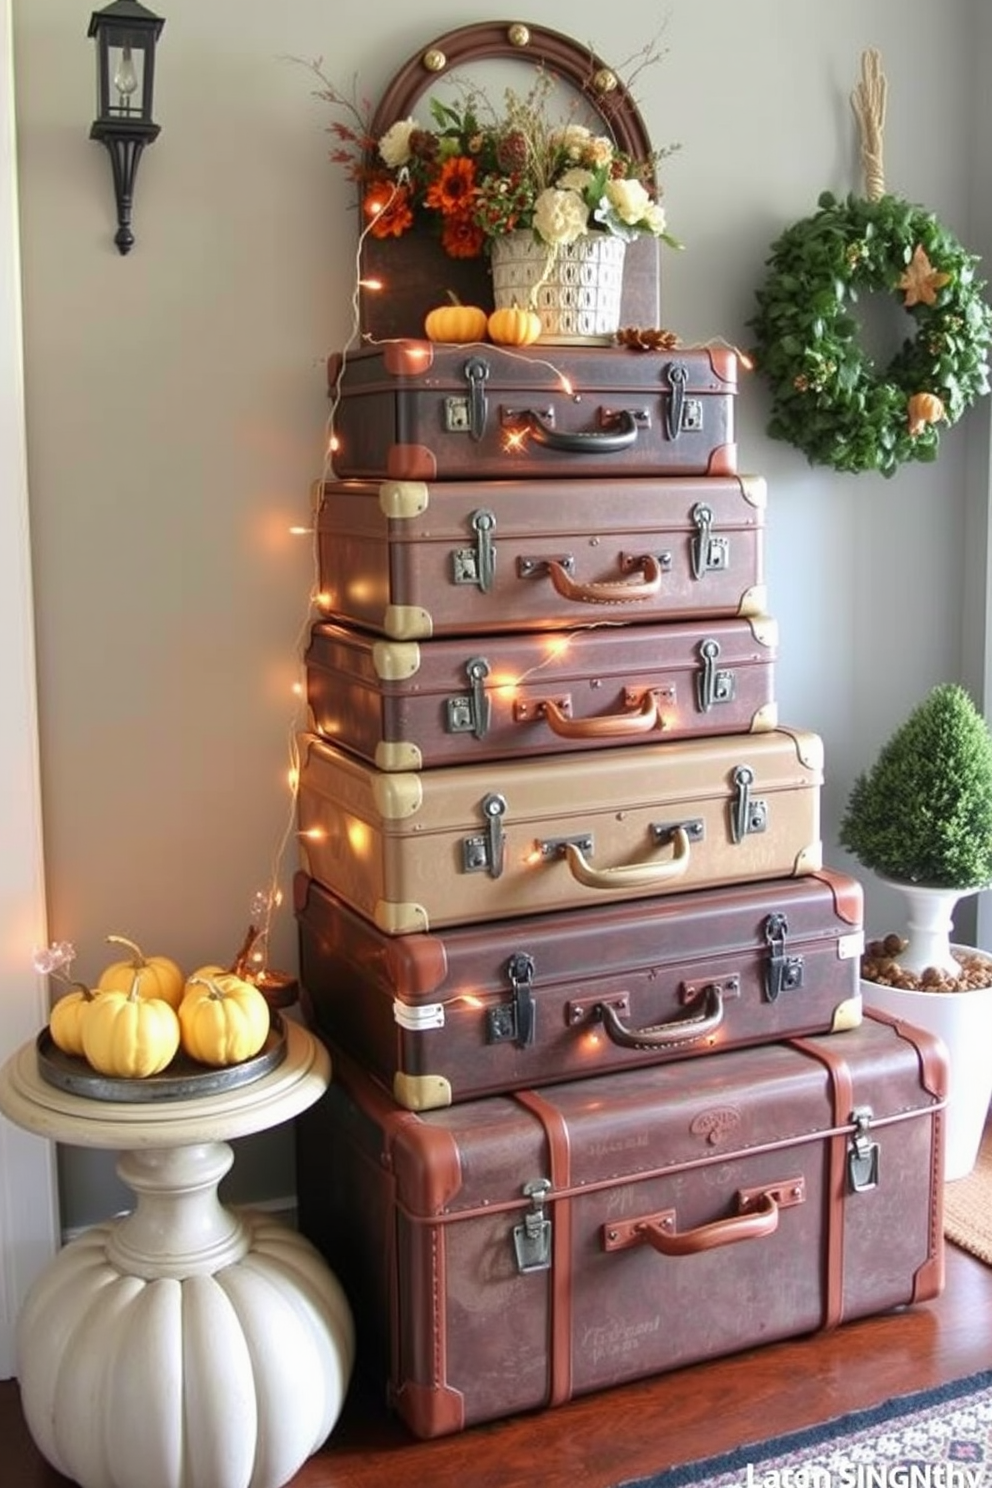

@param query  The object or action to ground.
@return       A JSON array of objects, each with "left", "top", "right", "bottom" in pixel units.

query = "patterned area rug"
[
  {"left": 618, "top": 1371, "right": 992, "bottom": 1488},
  {"left": 946, "top": 1127, "right": 992, "bottom": 1264}
]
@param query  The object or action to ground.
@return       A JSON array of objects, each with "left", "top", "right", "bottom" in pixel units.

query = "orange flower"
[
  {"left": 363, "top": 182, "right": 414, "bottom": 239},
  {"left": 424, "top": 156, "right": 478, "bottom": 216},
  {"left": 440, "top": 215, "right": 486, "bottom": 260}
]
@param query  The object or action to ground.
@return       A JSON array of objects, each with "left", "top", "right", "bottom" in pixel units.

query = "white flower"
[
  {"left": 604, "top": 177, "right": 653, "bottom": 226},
  {"left": 378, "top": 118, "right": 417, "bottom": 169},
  {"left": 551, "top": 124, "right": 592, "bottom": 161},
  {"left": 533, "top": 187, "right": 590, "bottom": 246},
  {"left": 642, "top": 201, "right": 668, "bottom": 236},
  {"left": 556, "top": 167, "right": 596, "bottom": 194},
  {"left": 585, "top": 135, "right": 614, "bottom": 168}
]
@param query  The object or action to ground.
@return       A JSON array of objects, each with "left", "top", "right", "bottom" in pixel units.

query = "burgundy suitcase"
[
  {"left": 315, "top": 474, "right": 766, "bottom": 640},
  {"left": 305, "top": 614, "right": 779, "bottom": 771},
  {"left": 296, "top": 1013, "right": 946, "bottom": 1439},
  {"left": 326, "top": 341, "right": 737, "bottom": 481},
  {"left": 295, "top": 868, "right": 865, "bottom": 1110}
]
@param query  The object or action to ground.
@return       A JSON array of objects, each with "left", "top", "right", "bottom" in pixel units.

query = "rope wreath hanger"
[{"left": 749, "top": 49, "right": 992, "bottom": 478}]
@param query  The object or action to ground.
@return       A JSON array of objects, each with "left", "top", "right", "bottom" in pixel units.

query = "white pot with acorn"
[{"left": 839, "top": 683, "right": 992, "bottom": 1181}]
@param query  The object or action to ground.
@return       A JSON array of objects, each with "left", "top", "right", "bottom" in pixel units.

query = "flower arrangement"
[{"left": 312, "top": 58, "right": 678, "bottom": 261}]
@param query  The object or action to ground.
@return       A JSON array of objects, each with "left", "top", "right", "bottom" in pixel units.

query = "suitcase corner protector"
[
  {"left": 375, "top": 740, "right": 424, "bottom": 771},
  {"left": 393, "top": 1071, "right": 453, "bottom": 1111},
  {"left": 375, "top": 899, "right": 430, "bottom": 935},
  {"left": 384, "top": 604, "right": 434, "bottom": 640},
  {"left": 830, "top": 994, "right": 864, "bottom": 1032}
]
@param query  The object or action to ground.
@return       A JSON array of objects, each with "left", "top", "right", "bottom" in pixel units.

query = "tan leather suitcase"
[
  {"left": 294, "top": 869, "right": 864, "bottom": 1109},
  {"left": 296, "top": 1014, "right": 946, "bottom": 1438},
  {"left": 315, "top": 474, "right": 766, "bottom": 640},
  {"left": 296, "top": 727, "right": 823, "bottom": 933},
  {"left": 304, "top": 614, "right": 778, "bottom": 770}
]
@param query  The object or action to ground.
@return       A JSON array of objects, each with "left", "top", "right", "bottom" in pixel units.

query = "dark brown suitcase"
[
  {"left": 296, "top": 1013, "right": 946, "bottom": 1439},
  {"left": 315, "top": 474, "right": 766, "bottom": 640},
  {"left": 296, "top": 727, "right": 822, "bottom": 934},
  {"left": 305, "top": 614, "right": 778, "bottom": 771},
  {"left": 327, "top": 341, "right": 737, "bottom": 481},
  {"left": 295, "top": 868, "right": 865, "bottom": 1110}
]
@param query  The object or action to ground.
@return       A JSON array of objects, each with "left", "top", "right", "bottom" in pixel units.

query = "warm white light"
[
  {"left": 359, "top": 278, "right": 384, "bottom": 291},
  {"left": 289, "top": 525, "right": 312, "bottom": 536}
]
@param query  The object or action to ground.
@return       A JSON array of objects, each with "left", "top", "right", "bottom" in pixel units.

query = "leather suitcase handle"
[
  {"left": 515, "top": 408, "right": 640, "bottom": 454},
  {"left": 545, "top": 553, "right": 663, "bottom": 606},
  {"left": 624, "top": 1193, "right": 780, "bottom": 1256},
  {"left": 597, "top": 983, "right": 724, "bottom": 1049},
  {"left": 368, "top": 22, "right": 655, "bottom": 170},
  {"left": 543, "top": 691, "right": 661, "bottom": 740},
  {"left": 562, "top": 825, "right": 690, "bottom": 890}
]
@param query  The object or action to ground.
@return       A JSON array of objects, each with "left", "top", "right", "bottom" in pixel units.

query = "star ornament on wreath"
[{"left": 748, "top": 52, "right": 992, "bottom": 478}]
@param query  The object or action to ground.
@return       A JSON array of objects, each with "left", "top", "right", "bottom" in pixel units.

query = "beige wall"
[{"left": 10, "top": 0, "right": 988, "bottom": 1225}]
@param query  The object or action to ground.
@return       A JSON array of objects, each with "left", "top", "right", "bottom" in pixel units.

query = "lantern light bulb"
[{"left": 114, "top": 44, "right": 138, "bottom": 109}]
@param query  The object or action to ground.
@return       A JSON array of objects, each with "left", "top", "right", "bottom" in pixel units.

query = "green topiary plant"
[{"left": 839, "top": 683, "right": 992, "bottom": 888}]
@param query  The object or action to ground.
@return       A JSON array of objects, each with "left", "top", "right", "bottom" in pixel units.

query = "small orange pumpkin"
[
  {"left": 907, "top": 391, "right": 946, "bottom": 437},
  {"left": 487, "top": 305, "right": 542, "bottom": 347},
  {"left": 97, "top": 935, "right": 185, "bottom": 1010},
  {"left": 424, "top": 298, "right": 488, "bottom": 344},
  {"left": 49, "top": 982, "right": 101, "bottom": 1058}
]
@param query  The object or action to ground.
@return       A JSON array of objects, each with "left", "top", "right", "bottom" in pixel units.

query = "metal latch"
[
  {"left": 730, "top": 764, "right": 768, "bottom": 845},
  {"left": 690, "top": 503, "right": 730, "bottom": 580},
  {"left": 513, "top": 1179, "right": 553, "bottom": 1273},
  {"left": 696, "top": 637, "right": 736, "bottom": 713},
  {"left": 763, "top": 913, "right": 804, "bottom": 1002},
  {"left": 446, "top": 656, "right": 492, "bottom": 738},
  {"left": 452, "top": 509, "right": 496, "bottom": 592},
  {"left": 461, "top": 792, "right": 507, "bottom": 878},
  {"left": 487, "top": 952, "right": 537, "bottom": 1047},
  {"left": 848, "top": 1106, "right": 880, "bottom": 1193}
]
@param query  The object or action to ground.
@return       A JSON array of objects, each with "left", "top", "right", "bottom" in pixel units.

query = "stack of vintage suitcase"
[{"left": 292, "top": 19, "right": 947, "bottom": 1443}]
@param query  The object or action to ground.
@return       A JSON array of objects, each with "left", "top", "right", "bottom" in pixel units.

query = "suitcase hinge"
[
  {"left": 446, "top": 656, "right": 492, "bottom": 738},
  {"left": 730, "top": 763, "right": 768, "bottom": 845},
  {"left": 487, "top": 951, "right": 537, "bottom": 1047},
  {"left": 513, "top": 1178, "right": 553, "bottom": 1274},
  {"left": 848, "top": 1106, "right": 880, "bottom": 1193},
  {"left": 690, "top": 503, "right": 730, "bottom": 580},
  {"left": 452, "top": 508, "right": 497, "bottom": 592},
  {"left": 664, "top": 361, "right": 703, "bottom": 442},
  {"left": 763, "top": 912, "right": 804, "bottom": 1002},
  {"left": 696, "top": 637, "right": 736, "bottom": 712},
  {"left": 461, "top": 792, "right": 507, "bottom": 878}
]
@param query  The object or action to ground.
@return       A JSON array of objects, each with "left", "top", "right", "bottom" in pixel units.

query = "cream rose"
[
  {"left": 533, "top": 187, "right": 590, "bottom": 246},
  {"left": 604, "top": 177, "right": 653, "bottom": 226},
  {"left": 378, "top": 118, "right": 417, "bottom": 169}
]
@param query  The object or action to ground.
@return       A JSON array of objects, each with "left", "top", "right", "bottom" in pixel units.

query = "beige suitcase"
[{"left": 297, "top": 728, "right": 823, "bottom": 934}]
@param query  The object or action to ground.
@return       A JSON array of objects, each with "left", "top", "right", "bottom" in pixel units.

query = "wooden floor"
[{"left": 4, "top": 1240, "right": 991, "bottom": 1488}]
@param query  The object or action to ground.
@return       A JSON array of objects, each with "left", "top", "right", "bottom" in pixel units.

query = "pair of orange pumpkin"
[
  {"left": 48, "top": 935, "right": 271, "bottom": 1079},
  {"left": 423, "top": 301, "right": 542, "bottom": 347}
]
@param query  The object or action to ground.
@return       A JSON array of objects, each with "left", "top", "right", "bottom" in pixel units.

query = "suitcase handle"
[
  {"left": 543, "top": 690, "right": 661, "bottom": 740},
  {"left": 512, "top": 407, "right": 641, "bottom": 455},
  {"left": 596, "top": 982, "right": 724, "bottom": 1049},
  {"left": 603, "top": 1181, "right": 805, "bottom": 1257},
  {"left": 562, "top": 825, "right": 690, "bottom": 890},
  {"left": 545, "top": 553, "right": 663, "bottom": 606}
]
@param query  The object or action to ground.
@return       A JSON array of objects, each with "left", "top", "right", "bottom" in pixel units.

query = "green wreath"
[{"left": 748, "top": 190, "right": 992, "bottom": 478}]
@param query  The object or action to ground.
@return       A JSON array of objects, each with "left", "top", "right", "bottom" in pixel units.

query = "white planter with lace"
[{"left": 490, "top": 230, "right": 626, "bottom": 343}]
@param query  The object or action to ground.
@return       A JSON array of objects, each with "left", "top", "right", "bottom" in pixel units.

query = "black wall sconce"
[{"left": 88, "top": 0, "right": 165, "bottom": 255}]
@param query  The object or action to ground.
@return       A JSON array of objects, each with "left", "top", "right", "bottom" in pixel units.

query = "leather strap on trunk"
[
  {"left": 789, "top": 1036, "right": 854, "bottom": 1329},
  {"left": 514, "top": 1089, "right": 574, "bottom": 1408}
]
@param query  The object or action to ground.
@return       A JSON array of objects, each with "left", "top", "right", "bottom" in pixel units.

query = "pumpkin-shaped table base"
[{"left": 0, "top": 1023, "right": 355, "bottom": 1488}]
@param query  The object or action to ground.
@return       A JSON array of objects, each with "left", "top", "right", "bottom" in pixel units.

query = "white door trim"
[{"left": 0, "top": 0, "right": 60, "bottom": 1381}]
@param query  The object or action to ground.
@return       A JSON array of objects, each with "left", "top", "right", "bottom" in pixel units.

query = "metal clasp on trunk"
[
  {"left": 763, "top": 913, "right": 804, "bottom": 1002},
  {"left": 452, "top": 509, "right": 496, "bottom": 592},
  {"left": 696, "top": 637, "right": 736, "bottom": 713},
  {"left": 848, "top": 1106, "right": 880, "bottom": 1193},
  {"left": 446, "top": 656, "right": 492, "bottom": 738},
  {"left": 513, "top": 1179, "right": 553, "bottom": 1274},
  {"left": 487, "top": 952, "right": 537, "bottom": 1047},
  {"left": 664, "top": 361, "right": 704, "bottom": 442},
  {"left": 730, "top": 764, "right": 768, "bottom": 844},
  {"left": 691, "top": 504, "right": 730, "bottom": 580},
  {"left": 461, "top": 792, "right": 507, "bottom": 878}
]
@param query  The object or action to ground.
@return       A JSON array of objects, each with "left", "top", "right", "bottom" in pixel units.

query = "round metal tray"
[{"left": 35, "top": 1014, "right": 287, "bottom": 1102}]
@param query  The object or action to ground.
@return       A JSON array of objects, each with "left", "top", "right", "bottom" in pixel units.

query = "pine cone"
[{"left": 615, "top": 326, "right": 682, "bottom": 351}]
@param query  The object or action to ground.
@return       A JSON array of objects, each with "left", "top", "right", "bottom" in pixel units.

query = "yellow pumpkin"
[
  {"left": 97, "top": 935, "right": 185, "bottom": 1010},
  {"left": 487, "top": 305, "right": 542, "bottom": 347},
  {"left": 424, "top": 301, "right": 488, "bottom": 344},
  {"left": 49, "top": 983, "right": 101, "bottom": 1058},
  {"left": 82, "top": 975, "right": 181, "bottom": 1078},
  {"left": 179, "top": 973, "right": 271, "bottom": 1067}
]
